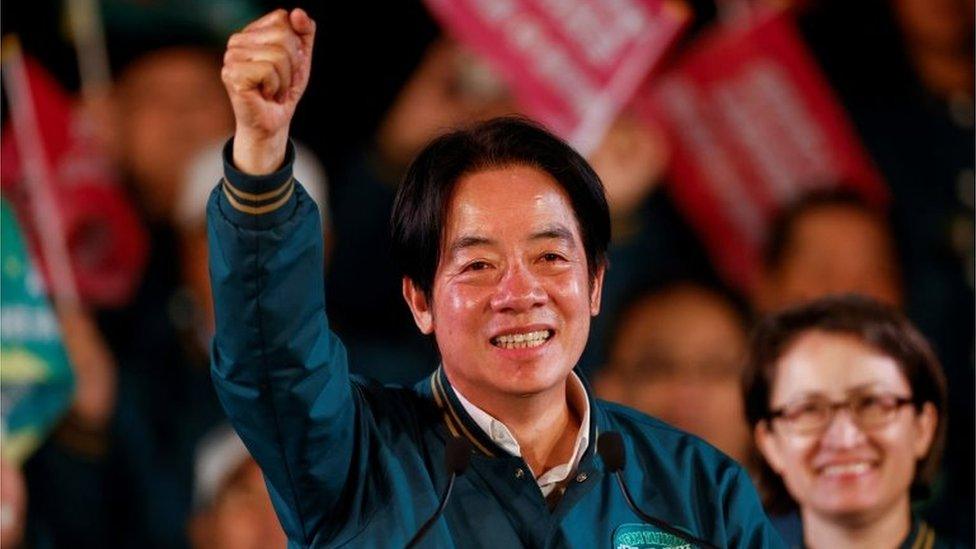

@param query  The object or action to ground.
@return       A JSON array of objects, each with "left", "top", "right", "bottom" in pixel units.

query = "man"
[{"left": 211, "top": 8, "right": 782, "bottom": 547}]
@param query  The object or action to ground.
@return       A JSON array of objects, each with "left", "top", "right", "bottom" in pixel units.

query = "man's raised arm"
[{"left": 208, "top": 9, "right": 353, "bottom": 545}]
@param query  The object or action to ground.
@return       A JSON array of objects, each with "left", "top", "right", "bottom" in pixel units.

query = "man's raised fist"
[{"left": 222, "top": 8, "right": 316, "bottom": 175}]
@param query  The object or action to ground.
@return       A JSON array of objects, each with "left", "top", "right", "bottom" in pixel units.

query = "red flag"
[
  {"left": 424, "top": 0, "right": 689, "bottom": 153},
  {"left": 1, "top": 52, "right": 148, "bottom": 308},
  {"left": 637, "top": 9, "right": 888, "bottom": 292}
]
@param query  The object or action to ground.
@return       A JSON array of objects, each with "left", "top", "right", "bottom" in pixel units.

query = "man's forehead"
[
  {"left": 437, "top": 165, "right": 585, "bottom": 252},
  {"left": 446, "top": 166, "right": 579, "bottom": 217}
]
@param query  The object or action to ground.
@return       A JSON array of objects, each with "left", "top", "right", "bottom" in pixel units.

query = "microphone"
[
  {"left": 598, "top": 432, "right": 719, "bottom": 549},
  {"left": 405, "top": 437, "right": 472, "bottom": 548}
]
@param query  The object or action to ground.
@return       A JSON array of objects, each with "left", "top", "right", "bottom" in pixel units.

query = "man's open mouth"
[{"left": 490, "top": 330, "right": 554, "bottom": 349}]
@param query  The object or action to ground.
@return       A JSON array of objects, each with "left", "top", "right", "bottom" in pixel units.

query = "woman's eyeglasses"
[{"left": 767, "top": 393, "right": 916, "bottom": 435}]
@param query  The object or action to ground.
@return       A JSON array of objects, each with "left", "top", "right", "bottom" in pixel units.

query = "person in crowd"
[
  {"left": 188, "top": 425, "right": 286, "bottom": 549},
  {"left": 109, "top": 46, "right": 235, "bottom": 224},
  {"left": 210, "top": 8, "right": 781, "bottom": 547},
  {"left": 743, "top": 294, "right": 959, "bottom": 547},
  {"left": 595, "top": 282, "right": 753, "bottom": 466},
  {"left": 889, "top": 0, "right": 973, "bottom": 110},
  {"left": 754, "top": 188, "right": 902, "bottom": 313}
]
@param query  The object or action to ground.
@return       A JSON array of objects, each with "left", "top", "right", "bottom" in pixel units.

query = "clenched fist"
[{"left": 222, "top": 8, "right": 316, "bottom": 175}]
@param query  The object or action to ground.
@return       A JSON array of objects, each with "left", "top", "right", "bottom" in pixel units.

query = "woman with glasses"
[{"left": 743, "top": 294, "right": 959, "bottom": 548}]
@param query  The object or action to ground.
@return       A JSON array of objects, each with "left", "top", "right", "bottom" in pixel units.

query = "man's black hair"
[{"left": 391, "top": 116, "right": 611, "bottom": 299}]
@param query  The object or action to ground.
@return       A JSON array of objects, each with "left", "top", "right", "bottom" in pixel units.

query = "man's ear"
[
  {"left": 402, "top": 277, "right": 434, "bottom": 334},
  {"left": 589, "top": 263, "right": 606, "bottom": 316}
]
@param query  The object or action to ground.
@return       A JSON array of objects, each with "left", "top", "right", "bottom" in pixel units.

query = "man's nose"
[
  {"left": 490, "top": 263, "right": 547, "bottom": 313},
  {"left": 819, "top": 408, "right": 867, "bottom": 449}
]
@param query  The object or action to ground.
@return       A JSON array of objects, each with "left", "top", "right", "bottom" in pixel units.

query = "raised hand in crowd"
[{"left": 587, "top": 113, "right": 669, "bottom": 218}]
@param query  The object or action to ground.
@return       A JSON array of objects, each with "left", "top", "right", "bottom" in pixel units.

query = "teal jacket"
[
  {"left": 771, "top": 512, "right": 967, "bottom": 548},
  {"left": 208, "top": 142, "right": 785, "bottom": 548}
]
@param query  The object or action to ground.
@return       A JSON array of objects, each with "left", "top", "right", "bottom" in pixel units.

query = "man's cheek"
[
  {"left": 441, "top": 287, "right": 486, "bottom": 315},
  {"left": 552, "top": 277, "right": 588, "bottom": 306}
]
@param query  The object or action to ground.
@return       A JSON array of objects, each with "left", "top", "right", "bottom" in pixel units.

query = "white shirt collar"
[{"left": 452, "top": 372, "right": 591, "bottom": 496}]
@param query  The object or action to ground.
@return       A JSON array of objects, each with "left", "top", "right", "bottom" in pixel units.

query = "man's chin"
[
  {"left": 444, "top": 353, "right": 574, "bottom": 399},
  {"left": 489, "top": 363, "right": 571, "bottom": 397}
]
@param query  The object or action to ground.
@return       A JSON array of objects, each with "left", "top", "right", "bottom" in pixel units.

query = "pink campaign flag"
[
  {"left": 424, "top": 0, "right": 689, "bottom": 154},
  {"left": 637, "top": 9, "right": 888, "bottom": 292}
]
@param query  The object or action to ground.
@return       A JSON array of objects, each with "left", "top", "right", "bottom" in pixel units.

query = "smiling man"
[
  {"left": 398, "top": 162, "right": 602, "bottom": 482},
  {"left": 209, "top": 8, "right": 782, "bottom": 548}
]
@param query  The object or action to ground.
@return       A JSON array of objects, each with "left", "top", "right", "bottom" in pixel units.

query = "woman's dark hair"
[
  {"left": 391, "top": 116, "right": 611, "bottom": 299},
  {"left": 742, "top": 294, "right": 948, "bottom": 513}
]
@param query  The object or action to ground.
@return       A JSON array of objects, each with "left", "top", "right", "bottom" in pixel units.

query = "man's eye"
[
  {"left": 465, "top": 261, "right": 490, "bottom": 272},
  {"left": 541, "top": 253, "right": 565, "bottom": 263}
]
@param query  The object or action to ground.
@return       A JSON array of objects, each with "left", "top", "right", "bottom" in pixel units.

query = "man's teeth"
[
  {"left": 820, "top": 462, "right": 872, "bottom": 477},
  {"left": 492, "top": 330, "right": 552, "bottom": 349}
]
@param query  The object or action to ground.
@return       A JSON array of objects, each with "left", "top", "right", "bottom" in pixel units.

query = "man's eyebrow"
[
  {"left": 448, "top": 235, "right": 494, "bottom": 257},
  {"left": 446, "top": 226, "right": 576, "bottom": 256},
  {"left": 530, "top": 225, "right": 576, "bottom": 247}
]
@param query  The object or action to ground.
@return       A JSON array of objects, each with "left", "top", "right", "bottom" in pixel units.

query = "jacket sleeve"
[{"left": 207, "top": 139, "right": 354, "bottom": 546}]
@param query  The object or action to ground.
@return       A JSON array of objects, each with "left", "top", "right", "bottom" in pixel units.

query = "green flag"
[{"left": 0, "top": 198, "right": 75, "bottom": 465}]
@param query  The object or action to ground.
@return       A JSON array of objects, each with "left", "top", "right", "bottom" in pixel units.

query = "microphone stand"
[
  {"left": 610, "top": 470, "right": 719, "bottom": 549},
  {"left": 405, "top": 472, "right": 458, "bottom": 549},
  {"left": 405, "top": 437, "right": 471, "bottom": 548},
  {"left": 599, "top": 432, "right": 719, "bottom": 549}
]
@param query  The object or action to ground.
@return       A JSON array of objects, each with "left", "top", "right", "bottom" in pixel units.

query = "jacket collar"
[
  {"left": 902, "top": 517, "right": 936, "bottom": 549},
  {"left": 428, "top": 366, "right": 499, "bottom": 457},
  {"left": 422, "top": 365, "right": 604, "bottom": 462}
]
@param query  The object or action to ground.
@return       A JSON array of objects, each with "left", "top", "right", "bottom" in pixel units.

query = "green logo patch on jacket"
[{"left": 613, "top": 523, "right": 694, "bottom": 549}]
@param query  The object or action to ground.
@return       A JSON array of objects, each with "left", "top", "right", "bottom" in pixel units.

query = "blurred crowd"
[{"left": 0, "top": 0, "right": 972, "bottom": 547}]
